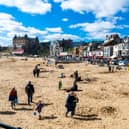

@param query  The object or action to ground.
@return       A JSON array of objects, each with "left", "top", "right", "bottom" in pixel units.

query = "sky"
[{"left": 0, "top": 0, "right": 129, "bottom": 46}]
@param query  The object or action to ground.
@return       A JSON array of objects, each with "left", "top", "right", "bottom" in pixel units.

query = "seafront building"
[
  {"left": 12, "top": 34, "right": 39, "bottom": 55},
  {"left": 10, "top": 33, "right": 129, "bottom": 59}
]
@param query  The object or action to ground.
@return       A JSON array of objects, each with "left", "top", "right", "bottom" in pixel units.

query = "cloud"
[
  {"left": 44, "top": 33, "right": 81, "bottom": 41},
  {"left": 56, "top": 0, "right": 129, "bottom": 18},
  {"left": 62, "top": 18, "right": 69, "bottom": 22},
  {"left": 54, "top": 0, "right": 64, "bottom": 3},
  {"left": 0, "top": 13, "right": 81, "bottom": 46},
  {"left": 70, "top": 20, "right": 116, "bottom": 39},
  {"left": 0, "top": 13, "right": 48, "bottom": 45},
  {"left": 0, "top": 0, "right": 51, "bottom": 14},
  {"left": 45, "top": 27, "right": 63, "bottom": 33},
  {"left": 70, "top": 20, "right": 115, "bottom": 32},
  {"left": 117, "top": 25, "right": 129, "bottom": 29}
]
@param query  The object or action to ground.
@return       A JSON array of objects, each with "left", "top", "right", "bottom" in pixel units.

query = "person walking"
[
  {"left": 65, "top": 92, "right": 79, "bottom": 117},
  {"left": 33, "top": 64, "right": 40, "bottom": 78},
  {"left": 35, "top": 100, "right": 44, "bottom": 120},
  {"left": 58, "top": 80, "right": 63, "bottom": 90},
  {"left": 25, "top": 81, "right": 35, "bottom": 105},
  {"left": 74, "top": 70, "right": 78, "bottom": 81},
  {"left": 8, "top": 87, "right": 18, "bottom": 109},
  {"left": 108, "top": 59, "right": 112, "bottom": 72}
]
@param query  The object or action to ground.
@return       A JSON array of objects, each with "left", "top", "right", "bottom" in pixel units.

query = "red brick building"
[{"left": 13, "top": 34, "right": 39, "bottom": 55}]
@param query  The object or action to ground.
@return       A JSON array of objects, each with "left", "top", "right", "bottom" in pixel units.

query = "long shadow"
[
  {"left": 38, "top": 76, "right": 48, "bottom": 78},
  {"left": 73, "top": 114, "right": 101, "bottom": 121},
  {"left": 43, "top": 103, "right": 53, "bottom": 107},
  {"left": 99, "top": 71, "right": 115, "bottom": 74},
  {"left": 32, "top": 102, "right": 53, "bottom": 107},
  {"left": 0, "top": 111, "right": 16, "bottom": 115},
  {"left": 80, "top": 78, "right": 98, "bottom": 84},
  {"left": 80, "top": 81, "right": 88, "bottom": 84},
  {"left": 75, "top": 114, "right": 97, "bottom": 117},
  {"left": 18, "top": 103, "right": 28, "bottom": 106},
  {"left": 15, "top": 107, "right": 33, "bottom": 111},
  {"left": 0, "top": 122, "right": 22, "bottom": 129},
  {"left": 40, "top": 71, "right": 49, "bottom": 73},
  {"left": 62, "top": 89, "right": 83, "bottom": 92},
  {"left": 40, "top": 115, "right": 57, "bottom": 120}
]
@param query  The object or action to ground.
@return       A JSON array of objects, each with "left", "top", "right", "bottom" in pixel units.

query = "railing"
[{"left": 0, "top": 122, "right": 21, "bottom": 129}]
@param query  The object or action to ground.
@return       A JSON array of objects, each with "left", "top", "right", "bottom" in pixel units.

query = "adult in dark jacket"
[
  {"left": 33, "top": 64, "right": 40, "bottom": 77},
  {"left": 65, "top": 92, "right": 79, "bottom": 117},
  {"left": 25, "top": 81, "right": 35, "bottom": 105}
]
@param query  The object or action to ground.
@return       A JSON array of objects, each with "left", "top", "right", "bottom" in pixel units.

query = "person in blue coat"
[{"left": 65, "top": 92, "right": 79, "bottom": 117}]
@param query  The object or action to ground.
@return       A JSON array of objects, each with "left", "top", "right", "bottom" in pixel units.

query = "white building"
[
  {"left": 113, "top": 43, "right": 124, "bottom": 57},
  {"left": 103, "top": 35, "right": 129, "bottom": 58},
  {"left": 50, "top": 40, "right": 62, "bottom": 57}
]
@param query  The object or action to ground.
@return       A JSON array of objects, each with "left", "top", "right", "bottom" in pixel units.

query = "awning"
[
  {"left": 59, "top": 52, "right": 68, "bottom": 56},
  {"left": 110, "top": 55, "right": 116, "bottom": 59},
  {"left": 12, "top": 49, "right": 24, "bottom": 54}
]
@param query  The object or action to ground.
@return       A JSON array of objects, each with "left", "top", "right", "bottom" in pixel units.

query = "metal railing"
[{"left": 0, "top": 122, "right": 21, "bottom": 129}]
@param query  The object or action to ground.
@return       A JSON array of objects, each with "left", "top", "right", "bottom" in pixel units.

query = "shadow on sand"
[
  {"left": 78, "top": 77, "right": 98, "bottom": 84},
  {"left": 73, "top": 114, "right": 101, "bottom": 121},
  {"left": 15, "top": 107, "right": 33, "bottom": 111},
  {"left": 43, "top": 103, "right": 53, "bottom": 107},
  {"left": 40, "top": 115, "right": 57, "bottom": 120},
  {"left": 38, "top": 76, "right": 48, "bottom": 78},
  {"left": 62, "top": 89, "right": 83, "bottom": 92},
  {"left": 99, "top": 71, "right": 115, "bottom": 74},
  {"left": 0, "top": 111, "right": 16, "bottom": 115},
  {"left": 18, "top": 103, "right": 29, "bottom": 106},
  {"left": 32, "top": 102, "right": 53, "bottom": 107}
]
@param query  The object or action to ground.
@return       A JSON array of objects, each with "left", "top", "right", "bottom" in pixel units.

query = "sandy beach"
[{"left": 0, "top": 57, "right": 129, "bottom": 129}]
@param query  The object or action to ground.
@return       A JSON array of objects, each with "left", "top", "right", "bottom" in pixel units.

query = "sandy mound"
[{"left": 100, "top": 106, "right": 118, "bottom": 117}]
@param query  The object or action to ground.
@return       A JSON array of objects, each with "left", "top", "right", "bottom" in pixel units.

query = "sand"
[{"left": 0, "top": 56, "right": 129, "bottom": 129}]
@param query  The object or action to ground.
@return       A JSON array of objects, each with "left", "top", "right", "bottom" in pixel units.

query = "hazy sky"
[{"left": 0, "top": 0, "right": 129, "bottom": 46}]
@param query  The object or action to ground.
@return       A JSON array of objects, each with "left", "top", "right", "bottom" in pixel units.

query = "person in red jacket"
[{"left": 9, "top": 87, "right": 18, "bottom": 109}]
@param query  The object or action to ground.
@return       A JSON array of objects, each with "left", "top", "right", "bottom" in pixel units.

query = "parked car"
[{"left": 118, "top": 59, "right": 129, "bottom": 66}]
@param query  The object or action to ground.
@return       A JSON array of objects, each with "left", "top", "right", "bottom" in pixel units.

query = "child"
[
  {"left": 35, "top": 101, "right": 44, "bottom": 120},
  {"left": 58, "top": 80, "right": 62, "bottom": 90}
]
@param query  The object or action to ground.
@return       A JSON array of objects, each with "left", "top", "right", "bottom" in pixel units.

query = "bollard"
[
  {"left": 0, "top": 122, "right": 21, "bottom": 129},
  {"left": 128, "top": 63, "right": 129, "bottom": 71}
]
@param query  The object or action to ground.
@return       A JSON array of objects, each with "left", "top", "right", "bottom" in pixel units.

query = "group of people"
[
  {"left": 8, "top": 62, "right": 80, "bottom": 119},
  {"left": 9, "top": 81, "right": 35, "bottom": 108},
  {"left": 8, "top": 81, "right": 79, "bottom": 119},
  {"left": 57, "top": 70, "right": 80, "bottom": 117},
  {"left": 8, "top": 81, "right": 43, "bottom": 119},
  {"left": 65, "top": 71, "right": 81, "bottom": 117}
]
